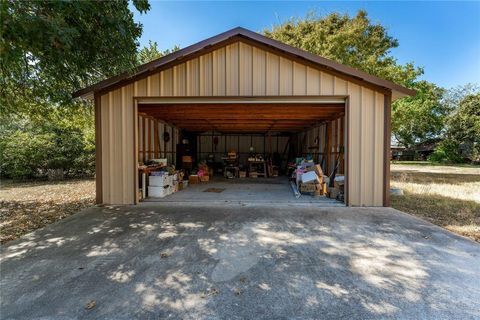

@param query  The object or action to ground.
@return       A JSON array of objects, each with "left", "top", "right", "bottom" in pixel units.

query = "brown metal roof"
[{"left": 73, "top": 27, "right": 415, "bottom": 99}]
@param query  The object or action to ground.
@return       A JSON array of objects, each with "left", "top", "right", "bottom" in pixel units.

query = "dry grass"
[
  {"left": 391, "top": 163, "right": 480, "bottom": 242},
  {"left": 0, "top": 179, "right": 95, "bottom": 243},
  {"left": 2, "top": 165, "right": 479, "bottom": 244}
]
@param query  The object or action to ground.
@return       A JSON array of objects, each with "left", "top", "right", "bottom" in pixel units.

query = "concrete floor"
[
  {"left": 1, "top": 203, "right": 479, "bottom": 319},
  {"left": 145, "top": 177, "right": 344, "bottom": 206}
]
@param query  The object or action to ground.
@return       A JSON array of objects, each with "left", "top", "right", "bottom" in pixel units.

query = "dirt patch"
[{"left": 0, "top": 179, "right": 95, "bottom": 243}]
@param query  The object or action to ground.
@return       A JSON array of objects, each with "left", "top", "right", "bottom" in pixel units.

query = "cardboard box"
[
  {"left": 239, "top": 171, "right": 247, "bottom": 178},
  {"left": 300, "top": 183, "right": 317, "bottom": 193},
  {"left": 200, "top": 175, "right": 210, "bottom": 182},
  {"left": 249, "top": 172, "right": 258, "bottom": 178},
  {"left": 149, "top": 174, "right": 168, "bottom": 187},
  {"left": 148, "top": 186, "right": 169, "bottom": 198},
  {"left": 182, "top": 156, "right": 193, "bottom": 163},
  {"left": 328, "top": 187, "right": 342, "bottom": 199},
  {"left": 301, "top": 171, "right": 321, "bottom": 184},
  {"left": 314, "top": 183, "right": 326, "bottom": 196},
  {"left": 305, "top": 165, "right": 324, "bottom": 180},
  {"left": 334, "top": 175, "right": 345, "bottom": 190},
  {"left": 189, "top": 175, "right": 200, "bottom": 184}
]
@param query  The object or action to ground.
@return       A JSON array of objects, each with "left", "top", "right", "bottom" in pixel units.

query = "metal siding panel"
[
  {"left": 187, "top": 58, "right": 200, "bottom": 96},
  {"left": 101, "top": 94, "right": 110, "bottom": 203},
  {"left": 124, "top": 84, "right": 134, "bottom": 204},
  {"left": 161, "top": 69, "right": 173, "bottom": 96},
  {"left": 320, "top": 72, "right": 334, "bottom": 95},
  {"left": 252, "top": 47, "right": 266, "bottom": 95},
  {"left": 136, "top": 78, "right": 147, "bottom": 96},
  {"left": 347, "top": 83, "right": 361, "bottom": 206},
  {"left": 306, "top": 67, "right": 320, "bottom": 95},
  {"left": 334, "top": 77, "right": 348, "bottom": 95},
  {"left": 150, "top": 73, "right": 160, "bottom": 96},
  {"left": 239, "top": 42, "right": 253, "bottom": 95},
  {"left": 361, "top": 88, "right": 375, "bottom": 206},
  {"left": 279, "top": 57, "right": 293, "bottom": 95},
  {"left": 158, "top": 122, "right": 165, "bottom": 157},
  {"left": 111, "top": 89, "right": 123, "bottom": 204},
  {"left": 374, "top": 92, "right": 385, "bottom": 205},
  {"left": 174, "top": 63, "right": 186, "bottom": 96},
  {"left": 293, "top": 62, "right": 306, "bottom": 95},
  {"left": 266, "top": 52, "right": 279, "bottom": 95},
  {"left": 138, "top": 115, "right": 143, "bottom": 163},
  {"left": 200, "top": 53, "right": 213, "bottom": 96},
  {"left": 252, "top": 136, "right": 264, "bottom": 154},
  {"left": 213, "top": 47, "right": 226, "bottom": 95},
  {"left": 121, "top": 87, "right": 127, "bottom": 203},
  {"left": 226, "top": 43, "right": 239, "bottom": 95}
]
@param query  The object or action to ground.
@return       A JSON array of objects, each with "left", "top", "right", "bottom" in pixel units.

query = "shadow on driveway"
[{"left": 1, "top": 203, "right": 479, "bottom": 319}]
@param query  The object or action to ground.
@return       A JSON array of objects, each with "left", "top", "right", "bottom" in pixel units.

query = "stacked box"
[
  {"left": 148, "top": 185, "right": 169, "bottom": 198},
  {"left": 149, "top": 174, "right": 169, "bottom": 187}
]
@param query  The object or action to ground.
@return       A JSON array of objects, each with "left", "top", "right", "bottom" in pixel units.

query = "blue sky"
[{"left": 132, "top": 1, "right": 480, "bottom": 88}]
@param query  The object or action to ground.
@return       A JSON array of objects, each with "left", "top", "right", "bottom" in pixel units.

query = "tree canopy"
[
  {"left": 392, "top": 81, "right": 447, "bottom": 148},
  {"left": 263, "top": 10, "right": 422, "bottom": 87},
  {"left": 1, "top": 0, "right": 150, "bottom": 115},
  {"left": 137, "top": 40, "right": 180, "bottom": 65},
  {"left": 263, "top": 10, "right": 470, "bottom": 151}
]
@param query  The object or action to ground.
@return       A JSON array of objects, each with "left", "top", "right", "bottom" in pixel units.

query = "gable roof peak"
[{"left": 73, "top": 26, "right": 415, "bottom": 100}]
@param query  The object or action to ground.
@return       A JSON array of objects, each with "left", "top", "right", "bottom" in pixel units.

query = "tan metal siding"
[
  {"left": 226, "top": 43, "right": 239, "bottom": 95},
  {"left": 239, "top": 42, "right": 253, "bottom": 95},
  {"left": 99, "top": 40, "right": 386, "bottom": 206},
  {"left": 252, "top": 47, "right": 266, "bottom": 95}
]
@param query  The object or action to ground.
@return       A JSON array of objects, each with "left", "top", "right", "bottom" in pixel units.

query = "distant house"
[{"left": 391, "top": 140, "right": 439, "bottom": 161}]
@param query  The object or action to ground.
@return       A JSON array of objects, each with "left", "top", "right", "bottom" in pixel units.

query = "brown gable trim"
[{"left": 73, "top": 27, "right": 415, "bottom": 99}]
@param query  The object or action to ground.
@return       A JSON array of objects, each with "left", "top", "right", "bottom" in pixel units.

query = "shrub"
[
  {"left": 428, "top": 140, "right": 464, "bottom": 164},
  {"left": 0, "top": 131, "right": 53, "bottom": 179}
]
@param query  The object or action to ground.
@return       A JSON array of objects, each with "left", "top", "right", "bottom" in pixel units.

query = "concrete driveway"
[{"left": 1, "top": 203, "right": 479, "bottom": 319}]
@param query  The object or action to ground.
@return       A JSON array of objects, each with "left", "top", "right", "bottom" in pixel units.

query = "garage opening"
[{"left": 136, "top": 98, "right": 346, "bottom": 205}]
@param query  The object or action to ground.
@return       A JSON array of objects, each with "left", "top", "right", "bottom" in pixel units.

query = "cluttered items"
[
  {"left": 138, "top": 159, "right": 187, "bottom": 200},
  {"left": 290, "top": 158, "right": 344, "bottom": 202},
  {"left": 138, "top": 159, "right": 213, "bottom": 200}
]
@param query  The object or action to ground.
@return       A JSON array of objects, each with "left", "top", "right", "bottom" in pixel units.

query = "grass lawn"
[
  {"left": 0, "top": 179, "right": 95, "bottom": 243},
  {"left": 391, "top": 163, "right": 480, "bottom": 242}
]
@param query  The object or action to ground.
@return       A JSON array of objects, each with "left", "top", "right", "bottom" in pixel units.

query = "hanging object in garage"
[{"left": 163, "top": 132, "right": 170, "bottom": 142}]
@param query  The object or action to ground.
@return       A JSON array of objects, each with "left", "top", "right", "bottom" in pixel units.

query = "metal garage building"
[{"left": 74, "top": 27, "right": 414, "bottom": 206}]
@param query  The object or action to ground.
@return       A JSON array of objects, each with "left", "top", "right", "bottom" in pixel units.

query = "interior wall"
[
  {"left": 295, "top": 116, "right": 345, "bottom": 177},
  {"left": 138, "top": 115, "right": 179, "bottom": 165},
  {"left": 197, "top": 133, "right": 289, "bottom": 165},
  {"left": 97, "top": 39, "right": 386, "bottom": 206}
]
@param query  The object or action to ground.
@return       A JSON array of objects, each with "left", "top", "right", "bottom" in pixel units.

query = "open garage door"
[{"left": 135, "top": 97, "right": 347, "bottom": 205}]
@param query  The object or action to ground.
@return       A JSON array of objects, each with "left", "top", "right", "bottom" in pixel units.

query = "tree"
[
  {"left": 263, "top": 11, "right": 456, "bottom": 149},
  {"left": 392, "top": 81, "right": 447, "bottom": 148},
  {"left": 137, "top": 40, "right": 180, "bottom": 65},
  {"left": 430, "top": 93, "right": 480, "bottom": 163},
  {"left": 263, "top": 10, "right": 422, "bottom": 87},
  {"left": 1, "top": 0, "right": 150, "bottom": 116}
]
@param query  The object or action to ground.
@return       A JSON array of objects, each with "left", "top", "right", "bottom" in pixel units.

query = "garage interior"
[{"left": 136, "top": 99, "right": 346, "bottom": 205}]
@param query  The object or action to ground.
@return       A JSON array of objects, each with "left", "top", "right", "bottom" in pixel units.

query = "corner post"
[
  {"left": 383, "top": 91, "right": 392, "bottom": 206},
  {"left": 94, "top": 94, "right": 103, "bottom": 204}
]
